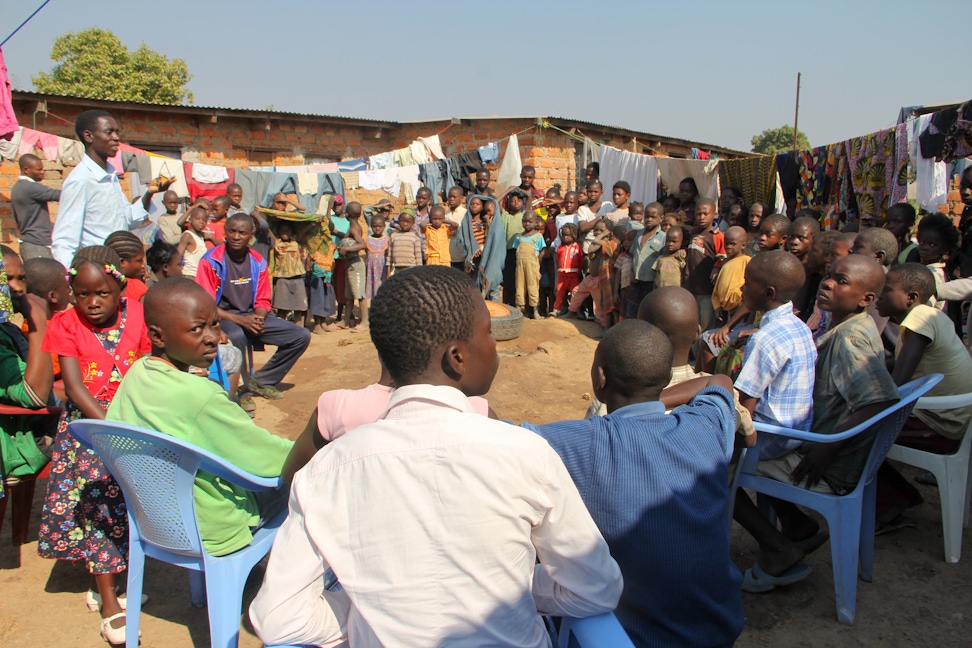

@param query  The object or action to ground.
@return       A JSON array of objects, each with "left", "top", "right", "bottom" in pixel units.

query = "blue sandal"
[{"left": 741, "top": 562, "right": 812, "bottom": 593}]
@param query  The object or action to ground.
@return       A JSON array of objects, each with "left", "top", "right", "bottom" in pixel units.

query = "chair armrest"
[
  {"left": 916, "top": 393, "right": 972, "bottom": 411},
  {"left": 195, "top": 459, "right": 285, "bottom": 492},
  {"left": 561, "top": 613, "right": 634, "bottom": 648},
  {"left": 753, "top": 421, "right": 866, "bottom": 444}
]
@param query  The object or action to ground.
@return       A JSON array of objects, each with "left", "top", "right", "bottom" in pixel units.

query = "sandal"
[
  {"left": 100, "top": 612, "right": 140, "bottom": 644},
  {"left": 741, "top": 562, "right": 812, "bottom": 593}
]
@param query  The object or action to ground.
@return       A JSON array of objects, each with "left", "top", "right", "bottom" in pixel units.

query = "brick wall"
[{"left": 0, "top": 95, "right": 737, "bottom": 247}]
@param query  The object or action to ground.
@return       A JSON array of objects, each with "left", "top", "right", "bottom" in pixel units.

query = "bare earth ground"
[{"left": 2, "top": 317, "right": 971, "bottom": 647}]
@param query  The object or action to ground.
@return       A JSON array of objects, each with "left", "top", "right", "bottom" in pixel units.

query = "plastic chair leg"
[
  {"left": 859, "top": 482, "right": 877, "bottom": 582},
  {"left": 125, "top": 543, "right": 146, "bottom": 648},
  {"left": 827, "top": 501, "right": 862, "bottom": 625},
  {"left": 9, "top": 475, "right": 37, "bottom": 546},
  {"left": 964, "top": 453, "right": 972, "bottom": 529},
  {"left": 942, "top": 458, "right": 968, "bottom": 563},
  {"left": 188, "top": 570, "right": 206, "bottom": 608},
  {"left": 203, "top": 559, "right": 248, "bottom": 648}
]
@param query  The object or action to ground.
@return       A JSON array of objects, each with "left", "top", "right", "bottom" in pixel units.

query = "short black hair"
[
  {"left": 722, "top": 186, "right": 741, "bottom": 201},
  {"left": 917, "top": 213, "right": 959, "bottom": 253},
  {"left": 748, "top": 249, "right": 805, "bottom": 302},
  {"left": 855, "top": 227, "right": 898, "bottom": 265},
  {"left": 417, "top": 187, "right": 432, "bottom": 197},
  {"left": 679, "top": 177, "right": 698, "bottom": 194},
  {"left": 613, "top": 180, "right": 631, "bottom": 194},
  {"left": 226, "top": 182, "right": 242, "bottom": 193},
  {"left": 144, "top": 277, "right": 213, "bottom": 330},
  {"left": 586, "top": 180, "right": 603, "bottom": 190},
  {"left": 369, "top": 266, "right": 478, "bottom": 385},
  {"left": 889, "top": 263, "right": 937, "bottom": 303},
  {"left": 886, "top": 202, "right": 917, "bottom": 226},
  {"left": 761, "top": 213, "right": 791, "bottom": 237},
  {"left": 638, "top": 286, "right": 699, "bottom": 355},
  {"left": 596, "top": 319, "right": 673, "bottom": 399},
  {"left": 24, "top": 257, "right": 67, "bottom": 297},
  {"left": 521, "top": 165, "right": 536, "bottom": 175},
  {"left": 794, "top": 208, "right": 823, "bottom": 222},
  {"left": 791, "top": 216, "right": 821, "bottom": 235},
  {"left": 226, "top": 212, "right": 255, "bottom": 231},
  {"left": 586, "top": 162, "right": 600, "bottom": 174},
  {"left": 104, "top": 230, "right": 145, "bottom": 261},
  {"left": 1, "top": 245, "right": 19, "bottom": 260},
  {"left": 18, "top": 153, "right": 41, "bottom": 171},
  {"left": 213, "top": 195, "right": 232, "bottom": 209},
  {"left": 146, "top": 239, "right": 178, "bottom": 273},
  {"left": 697, "top": 198, "right": 716, "bottom": 212},
  {"left": 75, "top": 109, "right": 113, "bottom": 141}
]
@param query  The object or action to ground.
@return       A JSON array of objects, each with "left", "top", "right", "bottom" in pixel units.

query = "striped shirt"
[
  {"left": 734, "top": 301, "right": 816, "bottom": 459},
  {"left": 388, "top": 230, "right": 422, "bottom": 267}
]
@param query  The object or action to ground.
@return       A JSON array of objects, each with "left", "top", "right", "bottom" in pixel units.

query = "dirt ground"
[{"left": 2, "top": 317, "right": 971, "bottom": 647}]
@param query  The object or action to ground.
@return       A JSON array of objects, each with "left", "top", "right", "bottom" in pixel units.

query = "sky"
[{"left": 2, "top": 0, "right": 969, "bottom": 152}]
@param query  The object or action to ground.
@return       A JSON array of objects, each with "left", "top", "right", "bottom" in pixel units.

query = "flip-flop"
[
  {"left": 795, "top": 531, "right": 829, "bottom": 555},
  {"left": 741, "top": 562, "right": 812, "bottom": 593}
]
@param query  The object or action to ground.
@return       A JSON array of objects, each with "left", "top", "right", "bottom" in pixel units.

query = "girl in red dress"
[{"left": 38, "top": 246, "right": 151, "bottom": 644}]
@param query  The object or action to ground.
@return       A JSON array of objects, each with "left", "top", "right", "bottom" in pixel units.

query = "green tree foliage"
[
  {"left": 750, "top": 125, "right": 810, "bottom": 155},
  {"left": 33, "top": 29, "right": 193, "bottom": 104}
]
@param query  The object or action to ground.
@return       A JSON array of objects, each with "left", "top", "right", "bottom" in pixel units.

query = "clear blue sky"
[{"left": 2, "top": 0, "right": 967, "bottom": 152}]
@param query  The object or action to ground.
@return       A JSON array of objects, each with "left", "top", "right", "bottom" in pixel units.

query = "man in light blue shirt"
[{"left": 51, "top": 110, "right": 170, "bottom": 267}]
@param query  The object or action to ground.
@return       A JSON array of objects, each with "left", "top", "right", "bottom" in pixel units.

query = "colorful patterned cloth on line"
[{"left": 846, "top": 128, "right": 897, "bottom": 221}]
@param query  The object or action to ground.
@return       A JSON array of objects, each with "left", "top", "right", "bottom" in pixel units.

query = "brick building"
[{"left": 0, "top": 90, "right": 750, "bottom": 246}]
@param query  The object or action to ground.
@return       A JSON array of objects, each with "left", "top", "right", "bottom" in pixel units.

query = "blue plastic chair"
[
  {"left": 733, "top": 374, "right": 942, "bottom": 625},
  {"left": 264, "top": 612, "right": 634, "bottom": 648},
  {"left": 557, "top": 612, "right": 636, "bottom": 647},
  {"left": 69, "top": 419, "right": 287, "bottom": 648}
]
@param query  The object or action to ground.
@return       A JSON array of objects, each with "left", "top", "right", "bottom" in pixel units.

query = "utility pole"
[{"left": 793, "top": 72, "right": 802, "bottom": 151}]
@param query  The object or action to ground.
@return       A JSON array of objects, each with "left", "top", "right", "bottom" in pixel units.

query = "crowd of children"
[{"left": 3, "top": 105, "right": 972, "bottom": 647}]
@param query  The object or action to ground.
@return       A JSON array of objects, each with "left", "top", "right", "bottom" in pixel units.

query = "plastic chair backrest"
[{"left": 69, "top": 419, "right": 271, "bottom": 557}]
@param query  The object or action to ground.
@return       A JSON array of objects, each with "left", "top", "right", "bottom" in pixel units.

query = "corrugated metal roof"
[
  {"left": 12, "top": 90, "right": 751, "bottom": 155},
  {"left": 12, "top": 90, "right": 399, "bottom": 126}
]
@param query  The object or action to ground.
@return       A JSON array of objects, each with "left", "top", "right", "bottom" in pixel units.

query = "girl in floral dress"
[
  {"left": 38, "top": 246, "right": 151, "bottom": 644},
  {"left": 364, "top": 213, "right": 389, "bottom": 302}
]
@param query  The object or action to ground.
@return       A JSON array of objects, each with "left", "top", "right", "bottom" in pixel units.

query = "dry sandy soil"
[{"left": 1, "top": 317, "right": 971, "bottom": 647}]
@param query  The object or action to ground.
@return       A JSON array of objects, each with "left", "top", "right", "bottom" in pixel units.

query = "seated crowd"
[{"left": 2, "top": 109, "right": 972, "bottom": 647}]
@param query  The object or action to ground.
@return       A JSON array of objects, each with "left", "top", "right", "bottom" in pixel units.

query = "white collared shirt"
[
  {"left": 51, "top": 153, "right": 148, "bottom": 267},
  {"left": 250, "top": 384, "right": 622, "bottom": 648}
]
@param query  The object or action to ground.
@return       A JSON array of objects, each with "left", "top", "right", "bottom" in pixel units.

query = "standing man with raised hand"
[
  {"left": 51, "top": 110, "right": 172, "bottom": 267},
  {"left": 11, "top": 153, "right": 60, "bottom": 260}
]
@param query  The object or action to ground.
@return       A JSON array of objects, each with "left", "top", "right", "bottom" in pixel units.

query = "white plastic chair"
[{"left": 886, "top": 392, "right": 972, "bottom": 563}]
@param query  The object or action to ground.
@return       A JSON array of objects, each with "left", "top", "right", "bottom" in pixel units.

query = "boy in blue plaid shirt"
[
  {"left": 733, "top": 254, "right": 899, "bottom": 593},
  {"left": 733, "top": 250, "right": 816, "bottom": 460}
]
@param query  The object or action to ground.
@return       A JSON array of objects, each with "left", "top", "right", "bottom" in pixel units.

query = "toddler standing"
[
  {"left": 388, "top": 211, "right": 422, "bottom": 274},
  {"left": 554, "top": 223, "right": 582, "bottom": 315},
  {"left": 614, "top": 229, "right": 636, "bottom": 319},
  {"left": 365, "top": 214, "right": 390, "bottom": 302},
  {"left": 653, "top": 227, "right": 686, "bottom": 288},
  {"left": 38, "top": 246, "right": 151, "bottom": 644},
  {"left": 420, "top": 205, "right": 457, "bottom": 266},
  {"left": 515, "top": 212, "right": 546, "bottom": 318},
  {"left": 270, "top": 221, "right": 309, "bottom": 321}
]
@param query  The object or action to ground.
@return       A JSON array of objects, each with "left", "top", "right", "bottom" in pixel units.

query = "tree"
[
  {"left": 33, "top": 29, "right": 193, "bottom": 104},
  {"left": 750, "top": 125, "right": 810, "bottom": 155}
]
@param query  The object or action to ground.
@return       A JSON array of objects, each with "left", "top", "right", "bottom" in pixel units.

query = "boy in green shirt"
[{"left": 107, "top": 278, "right": 293, "bottom": 556}]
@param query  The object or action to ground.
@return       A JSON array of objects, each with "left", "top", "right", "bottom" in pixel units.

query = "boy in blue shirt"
[{"left": 523, "top": 320, "right": 743, "bottom": 648}]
